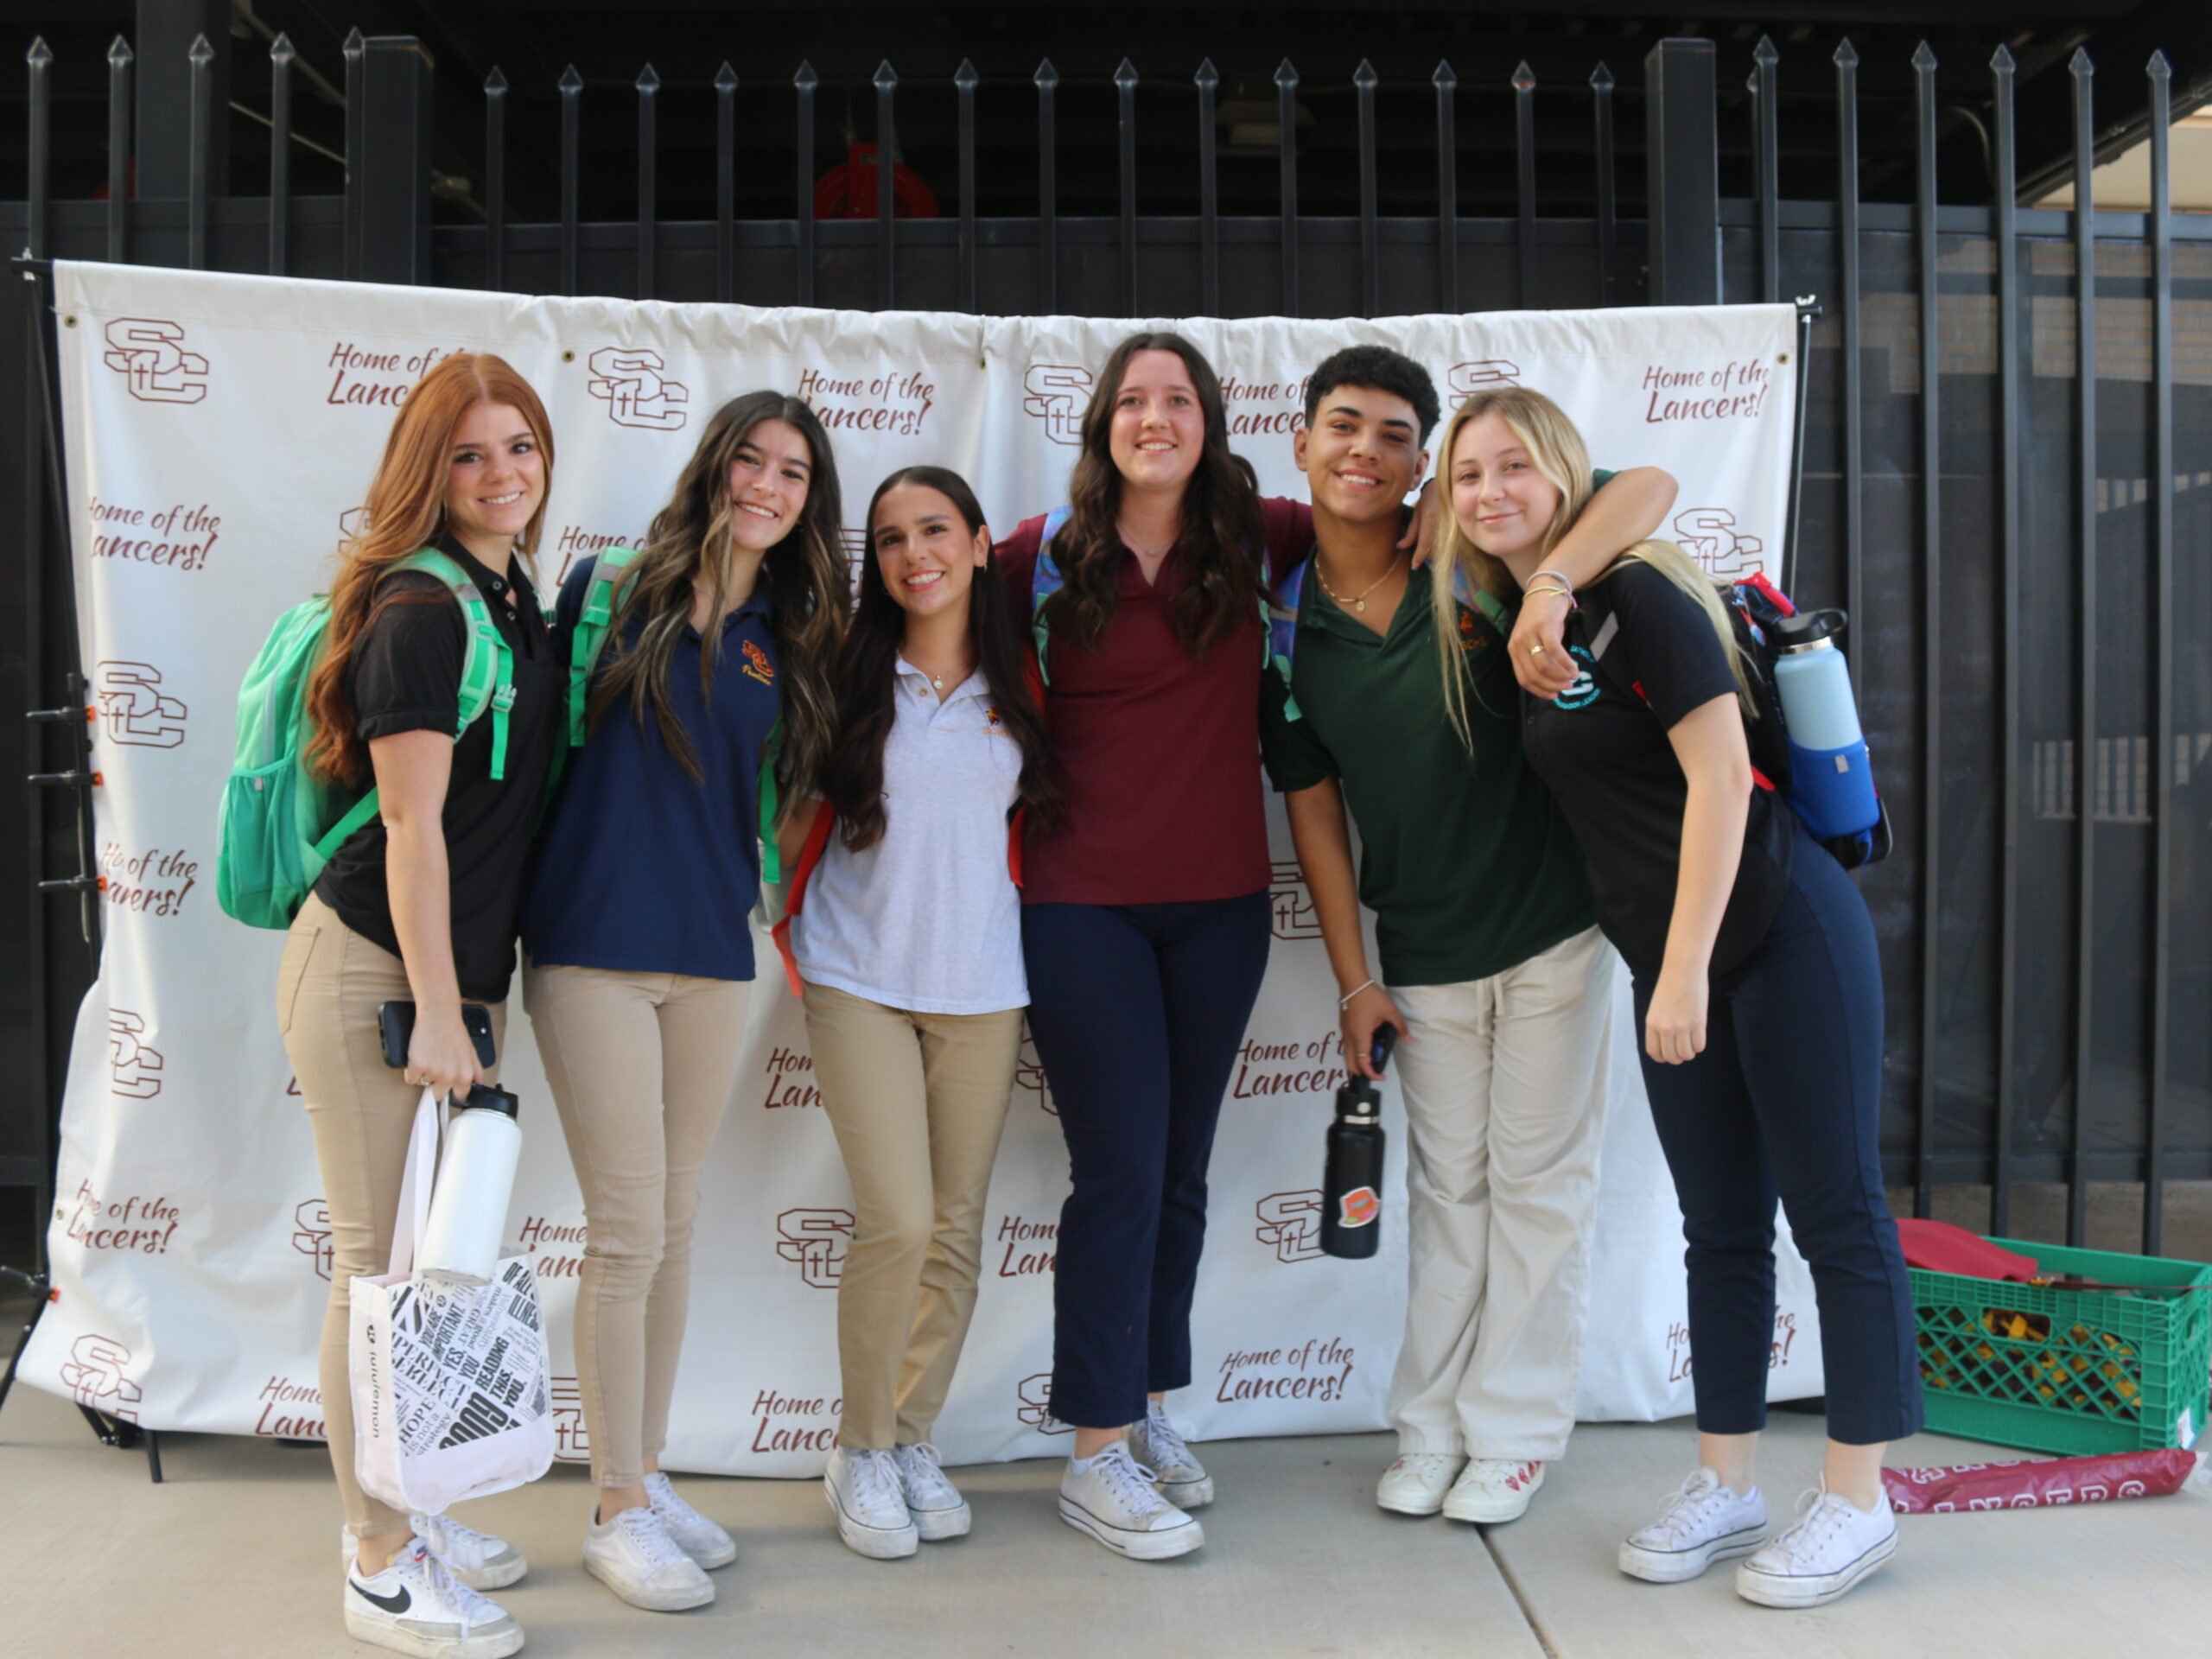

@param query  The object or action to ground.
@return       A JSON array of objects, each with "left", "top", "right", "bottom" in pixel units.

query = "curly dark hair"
[
  {"left": 1044, "top": 331, "right": 1268, "bottom": 659},
  {"left": 823, "top": 467, "right": 1061, "bottom": 854},
  {"left": 1304, "top": 345, "right": 1441, "bottom": 442}
]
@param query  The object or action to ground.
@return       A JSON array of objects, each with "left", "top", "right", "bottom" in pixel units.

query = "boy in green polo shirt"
[{"left": 1262, "top": 346, "right": 1666, "bottom": 1526}]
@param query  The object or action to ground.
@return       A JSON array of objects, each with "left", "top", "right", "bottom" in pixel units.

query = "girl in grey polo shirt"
[{"left": 776, "top": 466, "right": 1060, "bottom": 1559}]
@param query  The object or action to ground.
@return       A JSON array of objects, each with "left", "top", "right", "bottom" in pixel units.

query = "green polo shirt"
[{"left": 1261, "top": 556, "right": 1598, "bottom": 988}]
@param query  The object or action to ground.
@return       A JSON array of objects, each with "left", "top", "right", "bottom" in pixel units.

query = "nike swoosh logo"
[{"left": 350, "top": 1580, "right": 410, "bottom": 1614}]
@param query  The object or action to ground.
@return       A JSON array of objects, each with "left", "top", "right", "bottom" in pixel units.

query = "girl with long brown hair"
[
  {"left": 280, "top": 351, "right": 561, "bottom": 1659},
  {"left": 518, "top": 391, "right": 844, "bottom": 1612},
  {"left": 779, "top": 466, "right": 1058, "bottom": 1559}
]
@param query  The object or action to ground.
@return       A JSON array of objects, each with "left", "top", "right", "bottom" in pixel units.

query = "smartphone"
[
  {"left": 1369, "top": 1025, "right": 1398, "bottom": 1077},
  {"left": 378, "top": 1000, "right": 497, "bottom": 1071}
]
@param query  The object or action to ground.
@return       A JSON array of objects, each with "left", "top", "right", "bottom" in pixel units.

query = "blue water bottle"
[{"left": 1770, "top": 609, "right": 1878, "bottom": 842}]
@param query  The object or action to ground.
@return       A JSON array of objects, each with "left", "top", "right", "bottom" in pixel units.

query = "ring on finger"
[{"left": 1529, "top": 643, "right": 1548, "bottom": 657}]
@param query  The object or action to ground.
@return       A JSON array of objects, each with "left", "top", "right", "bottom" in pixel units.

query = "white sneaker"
[
  {"left": 824, "top": 1446, "right": 919, "bottom": 1560},
  {"left": 341, "top": 1516, "right": 526, "bottom": 1592},
  {"left": 1620, "top": 1468, "right": 1769, "bottom": 1583},
  {"left": 893, "top": 1442, "right": 973, "bottom": 1541},
  {"left": 645, "top": 1471, "right": 736, "bottom": 1569},
  {"left": 344, "top": 1536, "right": 524, "bottom": 1659},
  {"left": 1443, "top": 1458, "right": 1546, "bottom": 1523},
  {"left": 1735, "top": 1485, "right": 1898, "bottom": 1608},
  {"left": 1128, "top": 1402, "right": 1215, "bottom": 1509},
  {"left": 1376, "top": 1453, "right": 1467, "bottom": 1516},
  {"left": 1058, "top": 1443, "right": 1204, "bottom": 1560},
  {"left": 582, "top": 1502, "right": 715, "bottom": 1611}
]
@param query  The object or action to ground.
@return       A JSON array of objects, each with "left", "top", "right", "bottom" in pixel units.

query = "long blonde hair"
[{"left": 1426, "top": 385, "right": 1753, "bottom": 747}]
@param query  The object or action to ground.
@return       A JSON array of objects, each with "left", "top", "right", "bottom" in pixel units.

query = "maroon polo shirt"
[{"left": 997, "top": 497, "right": 1312, "bottom": 907}]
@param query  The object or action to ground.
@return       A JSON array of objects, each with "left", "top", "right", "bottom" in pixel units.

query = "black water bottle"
[{"left": 1321, "top": 1026, "right": 1395, "bottom": 1260}]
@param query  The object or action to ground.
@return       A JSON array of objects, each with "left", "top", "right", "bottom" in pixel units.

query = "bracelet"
[
  {"left": 1529, "top": 569, "right": 1575, "bottom": 596},
  {"left": 1338, "top": 978, "right": 1377, "bottom": 1010},
  {"left": 1524, "top": 585, "right": 1574, "bottom": 603}
]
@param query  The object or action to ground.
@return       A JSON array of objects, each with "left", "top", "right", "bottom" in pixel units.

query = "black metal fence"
[{"left": 5, "top": 28, "right": 2209, "bottom": 1255}]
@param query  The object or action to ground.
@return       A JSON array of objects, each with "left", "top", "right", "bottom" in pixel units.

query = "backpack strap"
[
  {"left": 768, "top": 798, "right": 836, "bottom": 998},
  {"left": 391, "top": 548, "right": 516, "bottom": 779},
  {"left": 1028, "top": 505, "right": 1077, "bottom": 684},
  {"left": 757, "top": 716, "right": 785, "bottom": 886},
  {"left": 568, "top": 546, "right": 645, "bottom": 747}
]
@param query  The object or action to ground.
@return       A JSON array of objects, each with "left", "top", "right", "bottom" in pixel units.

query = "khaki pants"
[
  {"left": 1386, "top": 925, "right": 1615, "bottom": 1460},
  {"left": 801, "top": 982, "right": 1024, "bottom": 1449},
  {"left": 524, "top": 962, "right": 750, "bottom": 1491},
  {"left": 279, "top": 893, "right": 509, "bottom": 1537}
]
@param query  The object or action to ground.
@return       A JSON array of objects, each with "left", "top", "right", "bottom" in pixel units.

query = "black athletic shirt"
[
  {"left": 1519, "top": 559, "right": 1794, "bottom": 982},
  {"left": 311, "top": 536, "right": 562, "bottom": 1002}
]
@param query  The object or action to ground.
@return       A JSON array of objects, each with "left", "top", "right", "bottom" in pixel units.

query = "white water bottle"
[{"left": 416, "top": 1084, "right": 522, "bottom": 1288}]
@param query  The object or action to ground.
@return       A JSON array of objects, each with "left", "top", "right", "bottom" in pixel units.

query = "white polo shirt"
[{"left": 790, "top": 658, "right": 1028, "bottom": 1014}]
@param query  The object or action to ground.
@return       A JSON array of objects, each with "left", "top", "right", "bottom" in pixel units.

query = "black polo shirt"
[
  {"left": 1519, "top": 558, "right": 1794, "bottom": 982},
  {"left": 313, "top": 537, "right": 562, "bottom": 1002}
]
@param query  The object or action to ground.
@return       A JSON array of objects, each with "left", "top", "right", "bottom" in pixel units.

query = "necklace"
[{"left": 1313, "top": 553, "right": 1404, "bottom": 615}]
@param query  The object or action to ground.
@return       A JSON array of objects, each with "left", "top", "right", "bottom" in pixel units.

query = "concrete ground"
[{"left": 4, "top": 1376, "right": 2209, "bottom": 1659}]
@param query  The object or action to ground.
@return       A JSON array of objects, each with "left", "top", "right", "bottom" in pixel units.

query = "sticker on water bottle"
[{"left": 1338, "top": 1186, "right": 1380, "bottom": 1228}]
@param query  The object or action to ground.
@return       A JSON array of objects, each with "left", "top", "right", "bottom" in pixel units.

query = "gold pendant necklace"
[{"left": 1313, "top": 555, "right": 1402, "bottom": 615}]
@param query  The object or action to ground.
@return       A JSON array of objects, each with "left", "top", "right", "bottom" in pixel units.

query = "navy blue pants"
[
  {"left": 1022, "top": 893, "right": 1272, "bottom": 1429},
  {"left": 1632, "top": 828, "right": 1923, "bottom": 1446}
]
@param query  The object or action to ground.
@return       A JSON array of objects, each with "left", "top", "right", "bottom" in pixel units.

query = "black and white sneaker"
[{"left": 344, "top": 1537, "right": 524, "bottom": 1659}]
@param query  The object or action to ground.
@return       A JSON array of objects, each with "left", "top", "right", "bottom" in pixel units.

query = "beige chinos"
[
  {"left": 280, "top": 893, "right": 510, "bottom": 1538},
  {"left": 523, "top": 962, "right": 750, "bottom": 1491},
  {"left": 1386, "top": 924, "right": 1616, "bottom": 1460},
  {"left": 801, "top": 981, "right": 1024, "bottom": 1449}
]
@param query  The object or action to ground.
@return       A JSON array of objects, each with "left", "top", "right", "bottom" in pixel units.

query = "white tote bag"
[{"left": 349, "top": 1088, "right": 555, "bottom": 1515}]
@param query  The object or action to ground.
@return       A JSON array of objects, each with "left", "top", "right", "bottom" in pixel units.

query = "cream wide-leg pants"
[{"left": 1385, "top": 925, "right": 1617, "bottom": 1460}]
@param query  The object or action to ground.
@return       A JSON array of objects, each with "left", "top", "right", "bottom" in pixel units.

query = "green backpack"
[
  {"left": 215, "top": 549, "right": 518, "bottom": 930},
  {"left": 559, "top": 546, "right": 786, "bottom": 884}
]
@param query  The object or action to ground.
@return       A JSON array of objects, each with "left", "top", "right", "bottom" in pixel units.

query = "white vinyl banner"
[{"left": 26, "top": 262, "right": 1822, "bottom": 1475}]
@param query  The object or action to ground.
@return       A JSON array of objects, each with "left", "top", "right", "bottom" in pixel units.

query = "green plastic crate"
[{"left": 1911, "top": 1236, "right": 2212, "bottom": 1457}]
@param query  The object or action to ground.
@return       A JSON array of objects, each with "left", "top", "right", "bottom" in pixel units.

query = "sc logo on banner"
[
  {"left": 108, "top": 1010, "right": 164, "bottom": 1100},
  {"left": 1255, "top": 1190, "right": 1326, "bottom": 1264},
  {"left": 1014, "top": 1023, "right": 1058, "bottom": 1118},
  {"left": 59, "top": 1335, "right": 143, "bottom": 1422},
  {"left": 1446, "top": 359, "right": 1522, "bottom": 397},
  {"left": 1268, "top": 861, "right": 1322, "bottom": 943},
  {"left": 1022, "top": 365, "right": 1093, "bottom": 447},
  {"left": 1014, "top": 1373, "right": 1071, "bottom": 1435},
  {"left": 586, "top": 347, "right": 690, "bottom": 431},
  {"left": 293, "top": 1199, "right": 334, "bottom": 1281},
  {"left": 102, "top": 319, "right": 209, "bottom": 404},
  {"left": 94, "top": 662, "right": 188, "bottom": 749},
  {"left": 1671, "top": 507, "right": 1766, "bottom": 579},
  {"left": 775, "top": 1208, "right": 855, "bottom": 1289}
]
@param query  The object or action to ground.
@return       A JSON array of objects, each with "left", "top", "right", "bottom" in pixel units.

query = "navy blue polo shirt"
[{"left": 522, "top": 556, "right": 780, "bottom": 981}]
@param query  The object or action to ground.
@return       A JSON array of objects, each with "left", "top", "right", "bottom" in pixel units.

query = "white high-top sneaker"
[
  {"left": 645, "top": 1471, "right": 737, "bottom": 1568},
  {"left": 893, "top": 1442, "right": 973, "bottom": 1541},
  {"left": 1058, "top": 1442, "right": 1203, "bottom": 1560},
  {"left": 583, "top": 1502, "right": 715, "bottom": 1611},
  {"left": 824, "top": 1446, "right": 919, "bottom": 1560},
  {"left": 340, "top": 1516, "right": 526, "bottom": 1592},
  {"left": 343, "top": 1536, "right": 524, "bottom": 1659},
  {"left": 1618, "top": 1467, "right": 1769, "bottom": 1584},
  {"left": 1735, "top": 1485, "right": 1898, "bottom": 1608},
  {"left": 1128, "top": 1401, "right": 1214, "bottom": 1509}
]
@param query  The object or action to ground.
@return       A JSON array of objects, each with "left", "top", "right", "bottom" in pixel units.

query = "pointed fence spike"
[
  {"left": 1274, "top": 58, "right": 1298, "bottom": 88},
  {"left": 1512, "top": 61, "right": 1536, "bottom": 92},
  {"left": 486, "top": 66, "right": 507, "bottom": 92},
  {"left": 1913, "top": 41, "right": 1939, "bottom": 71},
  {"left": 2069, "top": 45, "right": 2094, "bottom": 74},
  {"left": 794, "top": 60, "right": 817, "bottom": 91},
  {"left": 2148, "top": 48, "right": 2171, "bottom": 79},
  {"left": 270, "top": 33, "right": 293, "bottom": 67},
  {"left": 1591, "top": 61, "right": 1615, "bottom": 90},
  {"left": 1035, "top": 59, "right": 1058, "bottom": 87},
  {"left": 714, "top": 62, "right": 737, "bottom": 92},
  {"left": 27, "top": 35, "right": 50, "bottom": 67},
  {"left": 637, "top": 64, "right": 660, "bottom": 92},
  {"left": 1196, "top": 58, "right": 1218, "bottom": 88},
  {"left": 343, "top": 27, "right": 362, "bottom": 50},
  {"left": 955, "top": 58, "right": 978, "bottom": 90},
  {"left": 1990, "top": 44, "right": 2013, "bottom": 73},
  {"left": 188, "top": 32, "right": 213, "bottom": 67},
  {"left": 1835, "top": 38, "right": 1859, "bottom": 69},
  {"left": 558, "top": 64, "right": 583, "bottom": 92},
  {"left": 1354, "top": 59, "right": 1378, "bottom": 90},
  {"left": 874, "top": 60, "right": 897, "bottom": 90},
  {"left": 109, "top": 35, "right": 133, "bottom": 67},
  {"left": 1754, "top": 34, "right": 1779, "bottom": 67},
  {"left": 1116, "top": 58, "right": 1138, "bottom": 88}
]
